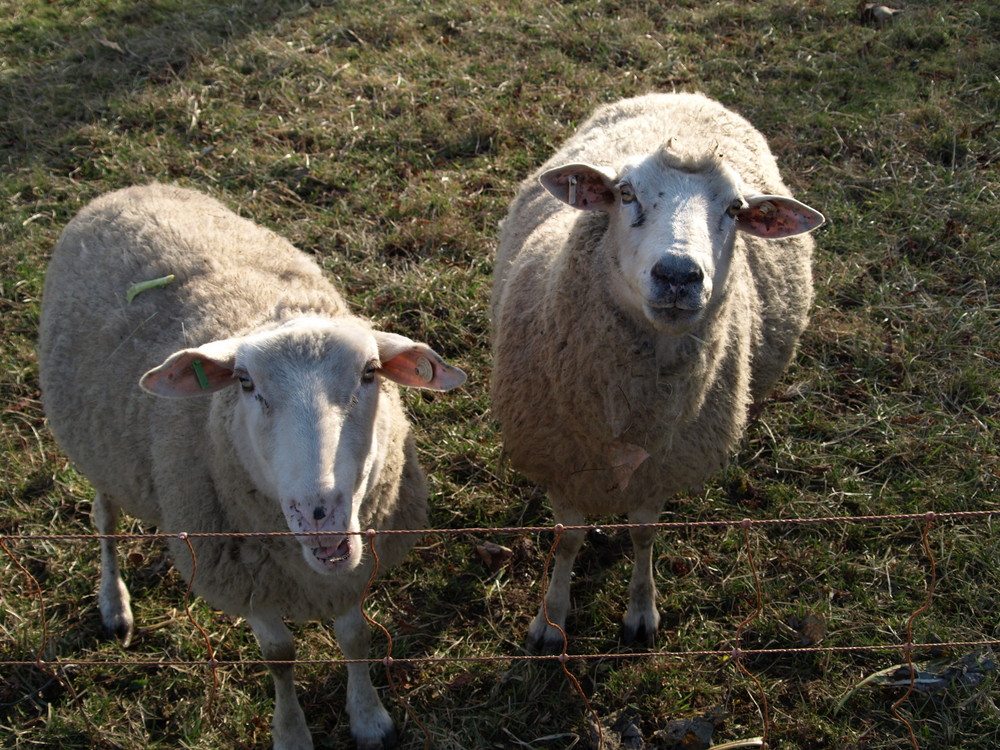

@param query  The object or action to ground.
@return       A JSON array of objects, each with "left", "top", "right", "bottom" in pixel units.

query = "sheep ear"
[
  {"left": 736, "top": 195, "right": 825, "bottom": 239},
  {"left": 374, "top": 331, "right": 467, "bottom": 391},
  {"left": 540, "top": 163, "right": 618, "bottom": 211},
  {"left": 140, "top": 339, "right": 241, "bottom": 397}
]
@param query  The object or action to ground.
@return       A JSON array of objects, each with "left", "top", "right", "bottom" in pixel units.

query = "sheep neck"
[{"left": 550, "top": 211, "right": 750, "bottom": 449}]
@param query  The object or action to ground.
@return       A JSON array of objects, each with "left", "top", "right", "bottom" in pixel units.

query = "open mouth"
[{"left": 309, "top": 537, "right": 352, "bottom": 568}]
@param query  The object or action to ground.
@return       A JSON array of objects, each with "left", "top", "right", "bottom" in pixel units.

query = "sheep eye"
[
  {"left": 237, "top": 372, "right": 255, "bottom": 393},
  {"left": 361, "top": 361, "right": 378, "bottom": 384},
  {"left": 726, "top": 198, "right": 745, "bottom": 218},
  {"left": 619, "top": 185, "right": 636, "bottom": 204}
]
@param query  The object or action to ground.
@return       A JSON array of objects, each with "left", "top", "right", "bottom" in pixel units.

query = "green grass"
[{"left": 1, "top": 0, "right": 998, "bottom": 748}]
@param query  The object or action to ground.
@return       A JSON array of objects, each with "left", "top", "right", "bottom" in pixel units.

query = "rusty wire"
[
  {"left": 890, "top": 514, "right": 939, "bottom": 750},
  {"left": 3, "top": 507, "right": 997, "bottom": 543},
  {"left": 2, "top": 508, "right": 998, "bottom": 748},
  {"left": 359, "top": 528, "right": 434, "bottom": 750},
  {"left": 537, "top": 523, "right": 605, "bottom": 750},
  {"left": 731, "top": 518, "right": 770, "bottom": 747}
]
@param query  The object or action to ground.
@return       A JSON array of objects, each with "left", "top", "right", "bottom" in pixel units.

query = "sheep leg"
[
  {"left": 93, "top": 491, "right": 134, "bottom": 647},
  {"left": 527, "top": 507, "right": 586, "bottom": 654},
  {"left": 334, "top": 605, "right": 397, "bottom": 750},
  {"left": 245, "top": 611, "right": 313, "bottom": 750},
  {"left": 622, "top": 506, "right": 661, "bottom": 646}
]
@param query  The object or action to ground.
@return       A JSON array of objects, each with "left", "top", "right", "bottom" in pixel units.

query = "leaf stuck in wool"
[{"left": 126, "top": 274, "right": 175, "bottom": 303}]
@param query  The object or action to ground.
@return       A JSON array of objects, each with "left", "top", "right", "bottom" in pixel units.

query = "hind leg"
[{"left": 93, "top": 491, "right": 134, "bottom": 646}]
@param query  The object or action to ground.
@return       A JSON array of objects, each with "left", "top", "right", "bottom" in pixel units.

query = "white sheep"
[
  {"left": 490, "top": 92, "right": 825, "bottom": 653},
  {"left": 37, "top": 183, "right": 466, "bottom": 749}
]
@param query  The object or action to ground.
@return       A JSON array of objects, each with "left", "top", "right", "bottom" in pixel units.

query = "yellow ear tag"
[{"left": 415, "top": 357, "right": 433, "bottom": 383}]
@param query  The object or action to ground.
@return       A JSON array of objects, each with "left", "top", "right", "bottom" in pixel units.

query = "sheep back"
[{"left": 39, "top": 183, "right": 426, "bottom": 620}]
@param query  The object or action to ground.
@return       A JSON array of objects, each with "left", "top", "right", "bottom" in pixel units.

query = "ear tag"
[
  {"left": 191, "top": 359, "right": 210, "bottom": 390},
  {"left": 568, "top": 175, "right": 578, "bottom": 206},
  {"left": 415, "top": 356, "right": 433, "bottom": 384}
]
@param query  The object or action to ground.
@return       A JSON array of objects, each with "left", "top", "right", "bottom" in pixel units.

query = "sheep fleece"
[
  {"left": 38, "top": 183, "right": 427, "bottom": 621},
  {"left": 491, "top": 92, "right": 815, "bottom": 516}
]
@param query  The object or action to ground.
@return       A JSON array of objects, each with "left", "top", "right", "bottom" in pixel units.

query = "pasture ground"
[{"left": 1, "top": 1, "right": 997, "bottom": 748}]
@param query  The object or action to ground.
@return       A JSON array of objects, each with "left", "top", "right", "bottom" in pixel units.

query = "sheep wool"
[
  {"left": 38, "top": 182, "right": 465, "bottom": 750},
  {"left": 491, "top": 92, "right": 825, "bottom": 652}
]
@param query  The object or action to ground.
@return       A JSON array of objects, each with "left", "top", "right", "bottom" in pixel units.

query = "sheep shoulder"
[{"left": 493, "top": 211, "right": 754, "bottom": 516}]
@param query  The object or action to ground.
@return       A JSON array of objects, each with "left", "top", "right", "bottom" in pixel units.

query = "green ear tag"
[{"left": 191, "top": 359, "right": 210, "bottom": 390}]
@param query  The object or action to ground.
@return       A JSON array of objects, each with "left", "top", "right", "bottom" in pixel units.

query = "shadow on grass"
[{"left": 1, "top": 0, "right": 332, "bottom": 161}]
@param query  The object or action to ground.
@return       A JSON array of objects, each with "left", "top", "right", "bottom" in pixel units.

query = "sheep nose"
[
  {"left": 297, "top": 491, "right": 345, "bottom": 530},
  {"left": 651, "top": 256, "right": 704, "bottom": 290}
]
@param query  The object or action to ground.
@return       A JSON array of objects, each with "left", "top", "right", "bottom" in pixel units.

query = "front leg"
[
  {"left": 527, "top": 506, "right": 586, "bottom": 654},
  {"left": 93, "top": 491, "right": 134, "bottom": 646},
  {"left": 245, "top": 611, "right": 313, "bottom": 750},
  {"left": 334, "top": 605, "right": 396, "bottom": 750},
  {"left": 622, "top": 505, "right": 661, "bottom": 646}
]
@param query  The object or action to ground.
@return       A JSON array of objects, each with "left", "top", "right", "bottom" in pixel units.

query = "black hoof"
[
  {"left": 105, "top": 621, "right": 134, "bottom": 648},
  {"left": 621, "top": 622, "right": 656, "bottom": 649},
  {"left": 526, "top": 631, "right": 568, "bottom": 656}
]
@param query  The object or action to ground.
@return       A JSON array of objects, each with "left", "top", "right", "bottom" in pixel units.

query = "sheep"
[
  {"left": 37, "top": 183, "right": 466, "bottom": 750},
  {"left": 490, "top": 92, "right": 825, "bottom": 653}
]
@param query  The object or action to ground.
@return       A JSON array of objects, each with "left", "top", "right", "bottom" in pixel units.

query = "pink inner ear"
[
  {"left": 575, "top": 174, "right": 615, "bottom": 209},
  {"left": 540, "top": 164, "right": 616, "bottom": 210},
  {"left": 737, "top": 197, "right": 824, "bottom": 239},
  {"left": 141, "top": 352, "right": 236, "bottom": 397},
  {"left": 379, "top": 347, "right": 466, "bottom": 391}
]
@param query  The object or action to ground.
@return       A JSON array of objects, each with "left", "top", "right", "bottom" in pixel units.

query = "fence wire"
[{"left": 3, "top": 509, "right": 999, "bottom": 749}]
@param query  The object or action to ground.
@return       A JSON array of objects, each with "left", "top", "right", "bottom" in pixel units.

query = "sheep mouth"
[
  {"left": 646, "top": 301, "right": 702, "bottom": 313},
  {"left": 643, "top": 302, "right": 702, "bottom": 330},
  {"left": 309, "top": 538, "right": 352, "bottom": 568},
  {"left": 645, "top": 292, "right": 705, "bottom": 312}
]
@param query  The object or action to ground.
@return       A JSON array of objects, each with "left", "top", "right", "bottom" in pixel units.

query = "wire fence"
[{"left": 3, "top": 509, "right": 999, "bottom": 749}]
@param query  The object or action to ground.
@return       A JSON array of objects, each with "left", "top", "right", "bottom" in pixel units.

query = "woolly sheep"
[
  {"left": 490, "top": 92, "right": 825, "bottom": 653},
  {"left": 37, "top": 183, "right": 466, "bottom": 749}
]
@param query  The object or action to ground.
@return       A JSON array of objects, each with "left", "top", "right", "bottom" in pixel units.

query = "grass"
[{"left": 1, "top": 0, "right": 998, "bottom": 748}]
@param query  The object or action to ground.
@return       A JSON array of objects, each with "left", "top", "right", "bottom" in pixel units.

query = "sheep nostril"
[
  {"left": 652, "top": 258, "right": 703, "bottom": 288},
  {"left": 313, "top": 506, "right": 327, "bottom": 521}
]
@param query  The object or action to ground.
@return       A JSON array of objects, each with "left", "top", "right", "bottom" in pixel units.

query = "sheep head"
[
  {"left": 540, "top": 144, "right": 824, "bottom": 335},
  {"left": 140, "top": 317, "right": 465, "bottom": 575}
]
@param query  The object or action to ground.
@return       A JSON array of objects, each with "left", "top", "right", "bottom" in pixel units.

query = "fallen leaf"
[
  {"left": 798, "top": 613, "right": 827, "bottom": 647},
  {"left": 835, "top": 647, "right": 996, "bottom": 712},
  {"left": 476, "top": 541, "right": 513, "bottom": 573},
  {"left": 860, "top": 3, "right": 904, "bottom": 26},
  {"left": 608, "top": 440, "right": 650, "bottom": 492}
]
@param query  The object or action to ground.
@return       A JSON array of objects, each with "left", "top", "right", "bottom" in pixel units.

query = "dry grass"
[{"left": 1, "top": 0, "right": 998, "bottom": 748}]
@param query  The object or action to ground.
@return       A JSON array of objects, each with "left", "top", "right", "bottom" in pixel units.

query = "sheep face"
[
  {"left": 540, "top": 148, "right": 824, "bottom": 335},
  {"left": 230, "top": 319, "right": 386, "bottom": 574},
  {"left": 140, "top": 317, "right": 466, "bottom": 576}
]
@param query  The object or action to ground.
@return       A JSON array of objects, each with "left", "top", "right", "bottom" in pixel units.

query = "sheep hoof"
[
  {"left": 355, "top": 725, "right": 398, "bottom": 750},
  {"left": 105, "top": 620, "right": 134, "bottom": 648},
  {"left": 621, "top": 621, "right": 657, "bottom": 649},
  {"left": 100, "top": 603, "right": 135, "bottom": 647},
  {"left": 526, "top": 629, "right": 568, "bottom": 656}
]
